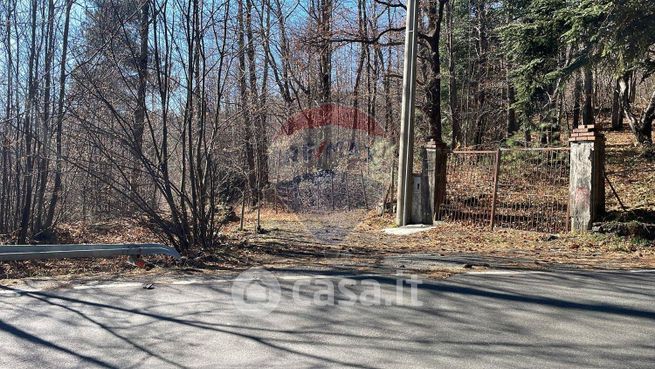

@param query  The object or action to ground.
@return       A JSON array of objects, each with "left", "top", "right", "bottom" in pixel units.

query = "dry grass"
[
  {"left": 240, "top": 208, "right": 655, "bottom": 276},
  {"left": 604, "top": 130, "right": 655, "bottom": 220}
]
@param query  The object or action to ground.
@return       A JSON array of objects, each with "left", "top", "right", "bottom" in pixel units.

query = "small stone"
[{"left": 544, "top": 234, "right": 559, "bottom": 242}]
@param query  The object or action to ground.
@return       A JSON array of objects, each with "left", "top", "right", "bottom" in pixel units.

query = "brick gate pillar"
[{"left": 569, "top": 125, "right": 605, "bottom": 231}]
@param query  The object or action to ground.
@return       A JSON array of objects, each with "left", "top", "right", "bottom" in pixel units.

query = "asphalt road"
[{"left": 1, "top": 269, "right": 655, "bottom": 368}]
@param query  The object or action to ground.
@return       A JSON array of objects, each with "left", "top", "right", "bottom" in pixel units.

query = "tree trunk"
[
  {"left": 506, "top": 79, "right": 518, "bottom": 137},
  {"left": 34, "top": 0, "right": 57, "bottom": 234},
  {"left": 572, "top": 72, "right": 582, "bottom": 129},
  {"left": 132, "top": 0, "right": 150, "bottom": 196},
  {"left": 582, "top": 65, "right": 594, "bottom": 126},
  {"left": 610, "top": 77, "right": 623, "bottom": 131},
  {"left": 317, "top": 0, "right": 333, "bottom": 170},
  {"left": 44, "top": 0, "right": 74, "bottom": 228},
  {"left": 45, "top": 0, "right": 73, "bottom": 229},
  {"left": 472, "top": 0, "right": 487, "bottom": 146},
  {"left": 638, "top": 90, "right": 655, "bottom": 144},
  {"left": 18, "top": 0, "right": 39, "bottom": 244},
  {"left": 424, "top": 0, "right": 448, "bottom": 143},
  {"left": 237, "top": 0, "right": 257, "bottom": 201},
  {"left": 620, "top": 75, "right": 653, "bottom": 145},
  {"left": 447, "top": 0, "right": 459, "bottom": 147},
  {"left": 1, "top": 0, "right": 15, "bottom": 233}
]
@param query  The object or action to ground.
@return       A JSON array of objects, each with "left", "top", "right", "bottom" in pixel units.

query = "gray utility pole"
[{"left": 396, "top": 0, "right": 419, "bottom": 226}]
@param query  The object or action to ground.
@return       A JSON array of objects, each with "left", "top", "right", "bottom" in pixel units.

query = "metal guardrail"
[{"left": 0, "top": 243, "right": 180, "bottom": 262}]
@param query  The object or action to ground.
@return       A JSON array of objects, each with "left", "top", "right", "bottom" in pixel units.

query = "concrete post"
[
  {"left": 569, "top": 125, "right": 605, "bottom": 231},
  {"left": 395, "top": 0, "right": 419, "bottom": 226},
  {"left": 410, "top": 148, "right": 433, "bottom": 224},
  {"left": 425, "top": 140, "right": 448, "bottom": 221}
]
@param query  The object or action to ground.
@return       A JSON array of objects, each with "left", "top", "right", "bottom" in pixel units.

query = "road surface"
[{"left": 1, "top": 270, "right": 655, "bottom": 368}]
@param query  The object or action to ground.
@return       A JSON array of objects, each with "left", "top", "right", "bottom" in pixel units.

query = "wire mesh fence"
[
  {"left": 272, "top": 169, "right": 378, "bottom": 213},
  {"left": 495, "top": 148, "right": 570, "bottom": 233},
  {"left": 438, "top": 147, "right": 570, "bottom": 233},
  {"left": 437, "top": 150, "right": 497, "bottom": 227}
]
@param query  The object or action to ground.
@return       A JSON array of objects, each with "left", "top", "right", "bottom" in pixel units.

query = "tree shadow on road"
[{"left": 1, "top": 271, "right": 655, "bottom": 368}]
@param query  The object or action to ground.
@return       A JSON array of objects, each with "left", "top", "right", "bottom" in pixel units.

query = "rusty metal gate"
[{"left": 437, "top": 147, "right": 570, "bottom": 233}]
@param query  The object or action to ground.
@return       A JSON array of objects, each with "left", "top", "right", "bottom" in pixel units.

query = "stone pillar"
[
  {"left": 425, "top": 140, "right": 448, "bottom": 221},
  {"left": 410, "top": 148, "right": 433, "bottom": 224},
  {"left": 569, "top": 125, "right": 605, "bottom": 231}
]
